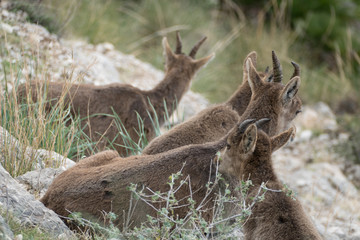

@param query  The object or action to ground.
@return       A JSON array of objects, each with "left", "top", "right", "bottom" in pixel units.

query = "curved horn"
[
  {"left": 175, "top": 31, "right": 182, "bottom": 54},
  {"left": 290, "top": 61, "right": 300, "bottom": 79},
  {"left": 272, "top": 51, "right": 283, "bottom": 83},
  {"left": 255, "top": 118, "right": 271, "bottom": 129},
  {"left": 189, "top": 36, "right": 207, "bottom": 58},
  {"left": 238, "top": 119, "right": 256, "bottom": 134}
]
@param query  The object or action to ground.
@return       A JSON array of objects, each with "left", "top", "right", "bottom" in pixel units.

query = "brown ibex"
[
  {"left": 142, "top": 51, "right": 301, "bottom": 155},
  {"left": 40, "top": 121, "right": 255, "bottom": 229},
  {"left": 17, "top": 32, "right": 214, "bottom": 156},
  {"left": 220, "top": 123, "right": 322, "bottom": 240}
]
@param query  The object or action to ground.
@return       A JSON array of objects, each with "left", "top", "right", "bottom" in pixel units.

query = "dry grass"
[{"left": 0, "top": 32, "right": 91, "bottom": 176}]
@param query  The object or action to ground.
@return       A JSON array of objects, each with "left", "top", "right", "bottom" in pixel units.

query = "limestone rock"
[
  {"left": 294, "top": 102, "right": 338, "bottom": 132},
  {"left": 16, "top": 168, "right": 64, "bottom": 199},
  {"left": 274, "top": 133, "right": 360, "bottom": 239},
  {"left": 0, "top": 163, "right": 73, "bottom": 238}
]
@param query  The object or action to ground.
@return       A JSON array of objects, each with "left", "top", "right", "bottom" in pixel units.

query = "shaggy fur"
[
  {"left": 17, "top": 32, "right": 214, "bottom": 156},
  {"left": 142, "top": 52, "right": 302, "bottom": 155},
  {"left": 220, "top": 124, "right": 322, "bottom": 240}
]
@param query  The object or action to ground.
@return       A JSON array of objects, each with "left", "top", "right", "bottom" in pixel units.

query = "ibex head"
[
  {"left": 220, "top": 119, "right": 295, "bottom": 177},
  {"left": 162, "top": 31, "right": 215, "bottom": 77},
  {"left": 244, "top": 51, "right": 302, "bottom": 136}
]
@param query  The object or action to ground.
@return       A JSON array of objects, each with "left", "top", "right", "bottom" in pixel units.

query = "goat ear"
[
  {"left": 240, "top": 124, "right": 257, "bottom": 154},
  {"left": 270, "top": 127, "right": 295, "bottom": 152},
  {"left": 162, "top": 37, "right": 176, "bottom": 65},
  {"left": 193, "top": 53, "right": 215, "bottom": 71},
  {"left": 281, "top": 76, "right": 301, "bottom": 104},
  {"left": 247, "top": 58, "right": 263, "bottom": 94},
  {"left": 242, "top": 51, "right": 257, "bottom": 83}
]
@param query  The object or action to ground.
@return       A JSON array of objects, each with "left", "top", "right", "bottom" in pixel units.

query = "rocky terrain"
[{"left": 0, "top": 2, "right": 360, "bottom": 239}]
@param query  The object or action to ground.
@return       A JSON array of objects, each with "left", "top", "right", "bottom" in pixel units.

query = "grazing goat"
[
  {"left": 220, "top": 123, "right": 322, "bottom": 240},
  {"left": 40, "top": 119, "right": 266, "bottom": 230},
  {"left": 17, "top": 32, "right": 214, "bottom": 156},
  {"left": 142, "top": 51, "right": 301, "bottom": 155}
]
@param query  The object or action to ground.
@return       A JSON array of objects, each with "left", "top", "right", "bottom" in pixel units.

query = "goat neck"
[{"left": 145, "top": 32, "right": 214, "bottom": 126}]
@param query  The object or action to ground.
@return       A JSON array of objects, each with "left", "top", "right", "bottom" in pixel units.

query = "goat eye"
[
  {"left": 295, "top": 110, "right": 302, "bottom": 115},
  {"left": 227, "top": 144, "right": 231, "bottom": 150}
]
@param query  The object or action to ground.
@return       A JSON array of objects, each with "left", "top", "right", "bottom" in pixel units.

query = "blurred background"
[
  {"left": 6, "top": 0, "right": 360, "bottom": 162},
  {"left": 10, "top": 0, "right": 360, "bottom": 106}
]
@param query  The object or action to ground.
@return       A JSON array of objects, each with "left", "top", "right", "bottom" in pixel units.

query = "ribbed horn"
[
  {"left": 175, "top": 31, "right": 182, "bottom": 54},
  {"left": 290, "top": 61, "right": 300, "bottom": 79},
  {"left": 272, "top": 51, "right": 283, "bottom": 83},
  {"left": 189, "top": 36, "right": 207, "bottom": 58},
  {"left": 255, "top": 118, "right": 271, "bottom": 129},
  {"left": 238, "top": 119, "right": 256, "bottom": 134}
]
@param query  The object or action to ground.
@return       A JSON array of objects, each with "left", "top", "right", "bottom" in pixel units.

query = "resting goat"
[{"left": 41, "top": 119, "right": 266, "bottom": 230}]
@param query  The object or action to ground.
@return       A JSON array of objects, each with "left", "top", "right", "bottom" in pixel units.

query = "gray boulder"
[
  {"left": 0, "top": 163, "right": 73, "bottom": 238},
  {"left": 16, "top": 168, "right": 64, "bottom": 199}
]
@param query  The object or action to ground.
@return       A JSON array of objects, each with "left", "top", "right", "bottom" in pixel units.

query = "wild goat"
[
  {"left": 17, "top": 32, "right": 214, "bottom": 156},
  {"left": 40, "top": 119, "right": 266, "bottom": 230},
  {"left": 142, "top": 51, "right": 301, "bottom": 155},
  {"left": 220, "top": 123, "right": 322, "bottom": 240}
]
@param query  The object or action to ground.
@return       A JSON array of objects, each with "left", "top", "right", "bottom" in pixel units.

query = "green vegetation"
[{"left": 0, "top": 35, "right": 90, "bottom": 176}]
